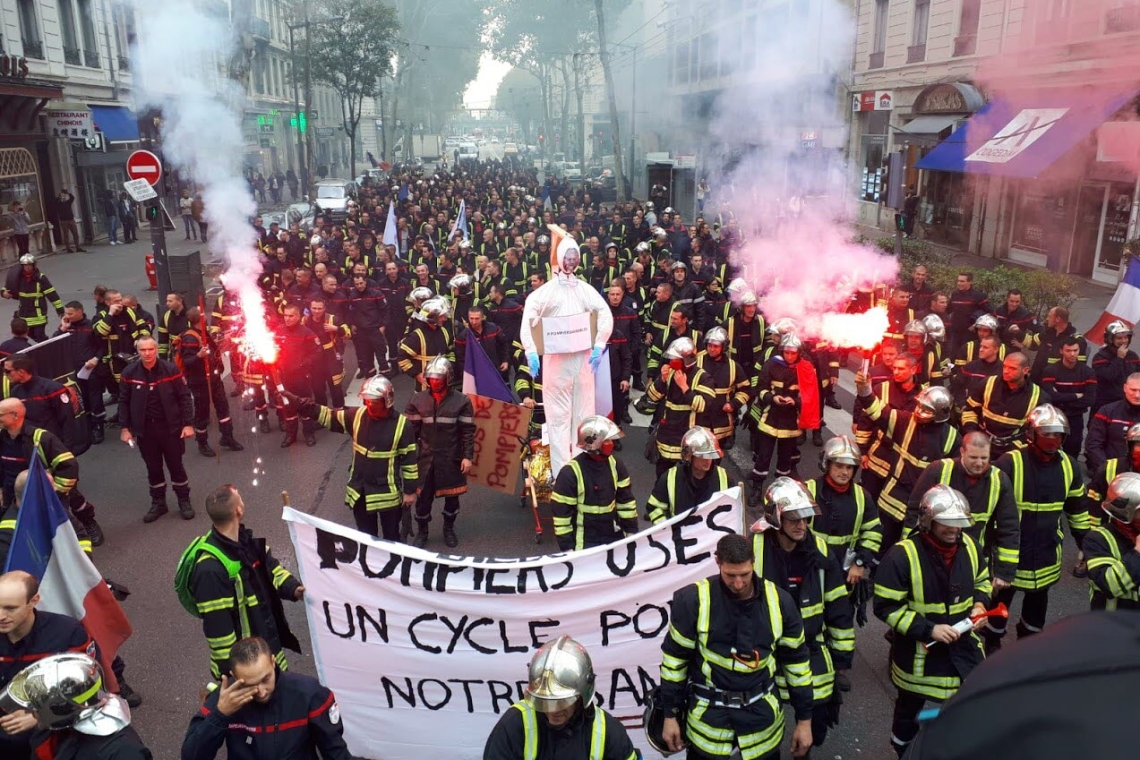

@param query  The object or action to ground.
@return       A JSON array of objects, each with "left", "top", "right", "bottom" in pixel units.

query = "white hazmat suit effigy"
[{"left": 521, "top": 228, "right": 613, "bottom": 477}]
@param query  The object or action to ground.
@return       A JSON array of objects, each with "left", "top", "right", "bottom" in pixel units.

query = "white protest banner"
[
  {"left": 540, "top": 311, "right": 592, "bottom": 354},
  {"left": 284, "top": 488, "right": 744, "bottom": 760}
]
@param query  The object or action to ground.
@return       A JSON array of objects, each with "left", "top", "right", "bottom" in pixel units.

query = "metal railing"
[
  {"left": 22, "top": 38, "right": 44, "bottom": 60},
  {"left": 118, "top": 54, "right": 130, "bottom": 71},
  {"left": 64, "top": 46, "right": 81, "bottom": 65},
  {"left": 84, "top": 49, "right": 100, "bottom": 68}
]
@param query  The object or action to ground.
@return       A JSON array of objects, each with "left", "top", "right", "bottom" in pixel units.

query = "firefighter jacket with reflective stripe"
[
  {"left": 5, "top": 375, "right": 75, "bottom": 449},
  {"left": 188, "top": 527, "right": 301, "bottom": 679},
  {"left": 0, "top": 425, "right": 76, "bottom": 504},
  {"left": 1085, "top": 399, "right": 1140, "bottom": 473},
  {"left": 317, "top": 407, "right": 418, "bottom": 511},
  {"left": 647, "top": 326, "right": 702, "bottom": 373},
  {"left": 404, "top": 389, "right": 474, "bottom": 496},
  {"left": 2, "top": 269, "right": 63, "bottom": 327},
  {"left": 856, "top": 379, "right": 921, "bottom": 476},
  {"left": 749, "top": 357, "right": 801, "bottom": 438},
  {"left": 752, "top": 530, "right": 854, "bottom": 704},
  {"left": 398, "top": 325, "right": 454, "bottom": 390},
  {"left": 1091, "top": 346, "right": 1140, "bottom": 412},
  {"left": 1084, "top": 525, "right": 1140, "bottom": 610},
  {"left": 482, "top": 701, "right": 637, "bottom": 760},
  {"left": 182, "top": 671, "right": 351, "bottom": 760},
  {"left": 1040, "top": 362, "right": 1097, "bottom": 419},
  {"left": 884, "top": 306, "right": 915, "bottom": 342},
  {"left": 92, "top": 307, "right": 150, "bottom": 368},
  {"left": 645, "top": 462, "right": 730, "bottom": 524},
  {"left": 696, "top": 352, "right": 750, "bottom": 440},
  {"left": 647, "top": 365, "right": 714, "bottom": 460},
  {"left": 873, "top": 533, "right": 990, "bottom": 701},
  {"left": 725, "top": 312, "right": 765, "bottom": 384},
  {"left": 961, "top": 376, "right": 1044, "bottom": 444},
  {"left": 641, "top": 299, "right": 678, "bottom": 349},
  {"left": 178, "top": 328, "right": 223, "bottom": 386},
  {"left": 861, "top": 395, "right": 960, "bottom": 521},
  {"left": 304, "top": 315, "right": 350, "bottom": 384},
  {"left": 551, "top": 453, "right": 637, "bottom": 551},
  {"left": 1085, "top": 457, "right": 1135, "bottom": 527},
  {"left": 994, "top": 449, "right": 1089, "bottom": 591},
  {"left": 0, "top": 610, "right": 98, "bottom": 691},
  {"left": 455, "top": 321, "right": 509, "bottom": 378},
  {"left": 805, "top": 478, "right": 882, "bottom": 567},
  {"left": 158, "top": 309, "right": 190, "bottom": 358},
  {"left": 659, "top": 575, "right": 813, "bottom": 759},
  {"left": 1026, "top": 323, "right": 1087, "bottom": 382},
  {"left": 118, "top": 359, "right": 193, "bottom": 437},
  {"left": 953, "top": 338, "right": 1006, "bottom": 369},
  {"left": 951, "top": 356, "right": 1001, "bottom": 408},
  {"left": 906, "top": 458, "right": 1020, "bottom": 582}
]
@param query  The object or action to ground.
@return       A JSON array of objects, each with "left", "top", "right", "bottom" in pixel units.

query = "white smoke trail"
[{"left": 130, "top": 1, "right": 275, "bottom": 360}]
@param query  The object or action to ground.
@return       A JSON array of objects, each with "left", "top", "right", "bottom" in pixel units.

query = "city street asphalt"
[{"left": 16, "top": 230, "right": 1096, "bottom": 760}]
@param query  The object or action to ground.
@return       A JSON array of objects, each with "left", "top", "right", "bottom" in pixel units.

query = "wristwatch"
[{"left": 854, "top": 557, "right": 866, "bottom": 567}]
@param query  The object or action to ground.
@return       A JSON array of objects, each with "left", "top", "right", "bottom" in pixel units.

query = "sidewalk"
[{"left": 854, "top": 222, "right": 1116, "bottom": 340}]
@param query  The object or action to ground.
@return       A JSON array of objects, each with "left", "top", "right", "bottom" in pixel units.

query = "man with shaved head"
[{"left": 0, "top": 397, "right": 78, "bottom": 509}]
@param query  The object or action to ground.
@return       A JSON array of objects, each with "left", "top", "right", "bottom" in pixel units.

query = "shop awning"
[
  {"left": 899, "top": 115, "right": 959, "bottom": 135},
  {"left": 916, "top": 88, "right": 1140, "bottom": 178},
  {"left": 88, "top": 104, "right": 139, "bottom": 143}
]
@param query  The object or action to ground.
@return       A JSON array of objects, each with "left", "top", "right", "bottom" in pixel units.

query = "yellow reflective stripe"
[
  {"left": 196, "top": 597, "right": 234, "bottom": 614},
  {"left": 511, "top": 702, "right": 539, "bottom": 760},
  {"left": 590, "top": 709, "right": 606, "bottom": 760}
]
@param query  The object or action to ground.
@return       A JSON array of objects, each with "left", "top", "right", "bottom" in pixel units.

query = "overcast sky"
[{"left": 463, "top": 52, "right": 512, "bottom": 111}]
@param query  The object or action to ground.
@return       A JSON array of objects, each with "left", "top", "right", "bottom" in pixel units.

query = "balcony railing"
[
  {"left": 1107, "top": 5, "right": 1140, "bottom": 34},
  {"left": 84, "top": 49, "right": 100, "bottom": 68},
  {"left": 22, "top": 38, "right": 44, "bottom": 60},
  {"left": 64, "top": 46, "right": 81, "bottom": 65},
  {"left": 907, "top": 44, "right": 926, "bottom": 63},
  {"left": 118, "top": 54, "right": 130, "bottom": 71},
  {"left": 953, "top": 34, "right": 977, "bottom": 57}
]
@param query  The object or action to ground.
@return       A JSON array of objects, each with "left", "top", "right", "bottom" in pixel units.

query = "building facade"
[{"left": 851, "top": 0, "right": 1140, "bottom": 284}]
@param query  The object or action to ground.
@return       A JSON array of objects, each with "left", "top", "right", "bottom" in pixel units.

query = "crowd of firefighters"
[{"left": 4, "top": 157, "right": 1140, "bottom": 759}]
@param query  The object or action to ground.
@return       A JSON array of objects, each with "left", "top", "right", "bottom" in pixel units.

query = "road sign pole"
[{"left": 148, "top": 201, "right": 172, "bottom": 301}]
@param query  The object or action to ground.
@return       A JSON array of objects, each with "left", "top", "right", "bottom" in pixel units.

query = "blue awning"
[
  {"left": 915, "top": 89, "right": 1139, "bottom": 178},
  {"left": 88, "top": 105, "right": 139, "bottom": 143}
]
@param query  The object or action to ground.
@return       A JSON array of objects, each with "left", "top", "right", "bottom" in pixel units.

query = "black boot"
[
  {"left": 825, "top": 392, "right": 842, "bottom": 410},
  {"left": 259, "top": 413, "right": 271, "bottom": 433},
  {"left": 280, "top": 432, "right": 297, "bottom": 448},
  {"left": 747, "top": 482, "right": 765, "bottom": 509},
  {"left": 443, "top": 521, "right": 458, "bottom": 548},
  {"left": 117, "top": 679, "right": 142, "bottom": 708},
  {"left": 143, "top": 497, "right": 168, "bottom": 523},
  {"left": 229, "top": 384, "right": 243, "bottom": 398},
  {"left": 812, "top": 429, "right": 824, "bottom": 447},
  {"left": 80, "top": 514, "right": 105, "bottom": 547},
  {"left": 177, "top": 497, "right": 195, "bottom": 520},
  {"left": 197, "top": 436, "right": 217, "bottom": 457},
  {"left": 413, "top": 522, "right": 429, "bottom": 548},
  {"left": 91, "top": 418, "right": 105, "bottom": 445},
  {"left": 219, "top": 433, "right": 244, "bottom": 451}
]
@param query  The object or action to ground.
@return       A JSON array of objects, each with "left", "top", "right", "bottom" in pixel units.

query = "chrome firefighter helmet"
[
  {"left": 1026, "top": 403, "right": 1070, "bottom": 440},
  {"left": 409, "top": 286, "right": 433, "bottom": 305},
  {"left": 779, "top": 332, "right": 803, "bottom": 353},
  {"left": 769, "top": 317, "right": 798, "bottom": 336},
  {"left": 537, "top": 234, "right": 550, "bottom": 246},
  {"left": 643, "top": 686, "right": 682, "bottom": 755},
  {"left": 449, "top": 274, "right": 473, "bottom": 297},
  {"left": 652, "top": 227, "right": 668, "bottom": 240},
  {"left": 671, "top": 261, "right": 687, "bottom": 273},
  {"left": 1105, "top": 320, "right": 1133, "bottom": 345},
  {"left": 705, "top": 327, "right": 728, "bottom": 346},
  {"left": 577, "top": 415, "right": 621, "bottom": 452},
  {"left": 420, "top": 297, "right": 450, "bottom": 325},
  {"left": 903, "top": 319, "right": 927, "bottom": 338},
  {"left": 972, "top": 314, "right": 999, "bottom": 334},
  {"left": 18, "top": 254, "right": 35, "bottom": 266},
  {"left": 820, "top": 435, "right": 861, "bottom": 471},
  {"left": 424, "top": 355, "right": 452, "bottom": 382},
  {"left": 0, "top": 652, "right": 112, "bottom": 731},
  {"left": 726, "top": 278, "right": 749, "bottom": 296},
  {"left": 457, "top": 238, "right": 472, "bottom": 251},
  {"left": 1102, "top": 472, "right": 1140, "bottom": 525},
  {"left": 359, "top": 375, "right": 395, "bottom": 408},
  {"left": 913, "top": 386, "right": 952, "bottom": 423},
  {"left": 663, "top": 206, "right": 675, "bottom": 215},
  {"left": 922, "top": 313, "right": 946, "bottom": 343},
  {"left": 635, "top": 241, "right": 651, "bottom": 254},
  {"left": 1128, "top": 423, "right": 1140, "bottom": 446},
  {"left": 738, "top": 291, "right": 759, "bottom": 307},
  {"left": 754, "top": 477, "right": 820, "bottom": 531},
  {"left": 646, "top": 201, "right": 655, "bottom": 211},
  {"left": 681, "top": 426, "right": 723, "bottom": 463},
  {"left": 664, "top": 337, "right": 698, "bottom": 367},
  {"left": 525, "top": 635, "right": 596, "bottom": 713},
  {"left": 917, "top": 485, "right": 973, "bottom": 531}
]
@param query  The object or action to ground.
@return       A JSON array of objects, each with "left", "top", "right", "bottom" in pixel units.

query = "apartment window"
[
  {"left": 112, "top": 4, "right": 135, "bottom": 70},
  {"left": 17, "top": 0, "right": 43, "bottom": 59},
  {"left": 870, "top": 0, "right": 888, "bottom": 68},
  {"left": 699, "top": 32, "right": 717, "bottom": 80},
  {"left": 1107, "top": 2, "right": 1140, "bottom": 34},
  {"left": 908, "top": 0, "right": 930, "bottom": 62},
  {"left": 955, "top": 0, "right": 981, "bottom": 55},
  {"left": 674, "top": 40, "right": 691, "bottom": 84},
  {"left": 1037, "top": 0, "right": 1071, "bottom": 41},
  {"left": 59, "top": 0, "right": 80, "bottom": 65},
  {"left": 77, "top": 0, "right": 100, "bottom": 67}
]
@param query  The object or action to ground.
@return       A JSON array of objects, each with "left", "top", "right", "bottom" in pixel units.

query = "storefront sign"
[
  {"left": 852, "top": 91, "right": 893, "bottom": 112},
  {"left": 466, "top": 395, "right": 531, "bottom": 494},
  {"left": 283, "top": 488, "right": 744, "bottom": 760},
  {"left": 675, "top": 153, "right": 696, "bottom": 168},
  {"left": 316, "top": 126, "right": 335, "bottom": 138},
  {"left": 801, "top": 130, "right": 818, "bottom": 149},
  {"left": 914, "top": 84, "right": 970, "bottom": 114},
  {"left": 45, "top": 110, "right": 94, "bottom": 140},
  {"left": 0, "top": 55, "right": 29, "bottom": 79},
  {"left": 966, "top": 109, "right": 1069, "bottom": 164}
]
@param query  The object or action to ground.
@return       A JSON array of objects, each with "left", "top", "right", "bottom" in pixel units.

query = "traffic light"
[
  {"left": 146, "top": 204, "right": 159, "bottom": 221},
  {"left": 290, "top": 112, "right": 307, "bottom": 133}
]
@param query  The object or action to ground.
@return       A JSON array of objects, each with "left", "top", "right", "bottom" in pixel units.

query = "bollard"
[{"left": 144, "top": 253, "right": 158, "bottom": 290}]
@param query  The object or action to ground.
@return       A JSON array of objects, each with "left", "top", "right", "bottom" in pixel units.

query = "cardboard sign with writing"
[
  {"left": 528, "top": 311, "right": 598, "bottom": 354},
  {"left": 466, "top": 395, "right": 532, "bottom": 494}
]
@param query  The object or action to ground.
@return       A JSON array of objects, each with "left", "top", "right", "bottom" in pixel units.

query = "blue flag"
[
  {"left": 461, "top": 330, "right": 514, "bottom": 403},
  {"left": 541, "top": 186, "right": 552, "bottom": 211},
  {"left": 450, "top": 199, "right": 468, "bottom": 242},
  {"left": 397, "top": 183, "right": 409, "bottom": 202}
]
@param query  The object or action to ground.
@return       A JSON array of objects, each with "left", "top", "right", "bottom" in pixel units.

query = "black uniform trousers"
[
  {"left": 77, "top": 376, "right": 103, "bottom": 421},
  {"left": 312, "top": 369, "right": 346, "bottom": 410},
  {"left": 277, "top": 376, "right": 317, "bottom": 438},
  {"left": 189, "top": 380, "right": 233, "bottom": 439},
  {"left": 892, "top": 691, "right": 927, "bottom": 757},
  {"left": 353, "top": 326, "right": 389, "bottom": 374},
  {"left": 415, "top": 465, "right": 460, "bottom": 526},
  {"left": 751, "top": 430, "right": 799, "bottom": 482},
  {"left": 1063, "top": 412, "right": 1085, "bottom": 458},
  {"left": 386, "top": 320, "right": 406, "bottom": 369},
  {"left": 986, "top": 586, "right": 1050, "bottom": 640},
  {"left": 351, "top": 498, "right": 407, "bottom": 543},
  {"left": 138, "top": 417, "right": 190, "bottom": 501},
  {"left": 27, "top": 323, "right": 48, "bottom": 342}
]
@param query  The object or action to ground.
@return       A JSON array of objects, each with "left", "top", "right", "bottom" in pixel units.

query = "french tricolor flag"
[
  {"left": 4, "top": 454, "right": 132, "bottom": 689},
  {"left": 1090, "top": 257, "right": 1140, "bottom": 345}
]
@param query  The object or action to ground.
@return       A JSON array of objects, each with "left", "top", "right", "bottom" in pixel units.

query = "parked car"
[
  {"left": 503, "top": 142, "right": 519, "bottom": 156},
  {"left": 562, "top": 161, "right": 583, "bottom": 182},
  {"left": 313, "top": 179, "right": 356, "bottom": 221},
  {"left": 457, "top": 143, "right": 479, "bottom": 165}
]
